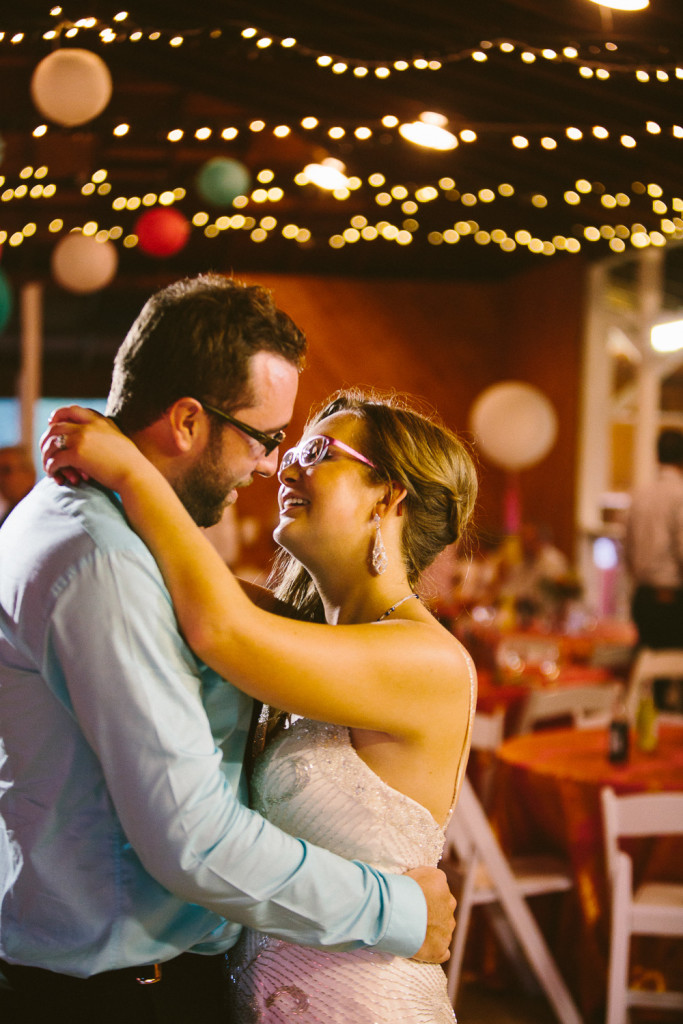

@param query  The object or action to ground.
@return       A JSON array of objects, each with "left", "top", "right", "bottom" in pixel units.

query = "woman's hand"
[{"left": 41, "top": 406, "right": 146, "bottom": 492}]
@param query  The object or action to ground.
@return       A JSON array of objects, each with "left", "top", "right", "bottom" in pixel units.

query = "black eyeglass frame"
[{"left": 199, "top": 401, "right": 286, "bottom": 456}]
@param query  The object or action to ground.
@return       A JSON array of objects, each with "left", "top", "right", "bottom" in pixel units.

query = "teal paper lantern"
[
  {"left": 0, "top": 268, "right": 13, "bottom": 333},
  {"left": 196, "top": 158, "right": 251, "bottom": 207}
]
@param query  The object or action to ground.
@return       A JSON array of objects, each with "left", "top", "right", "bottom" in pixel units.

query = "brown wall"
[{"left": 234, "top": 258, "right": 586, "bottom": 566}]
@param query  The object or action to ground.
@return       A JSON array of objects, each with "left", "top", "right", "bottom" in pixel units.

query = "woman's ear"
[
  {"left": 375, "top": 484, "right": 408, "bottom": 519},
  {"left": 166, "top": 398, "right": 206, "bottom": 453}
]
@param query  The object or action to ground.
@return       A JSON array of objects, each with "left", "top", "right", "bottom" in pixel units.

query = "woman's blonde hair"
[{"left": 269, "top": 388, "right": 478, "bottom": 620}]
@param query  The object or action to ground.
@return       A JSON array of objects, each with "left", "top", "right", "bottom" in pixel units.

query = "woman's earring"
[{"left": 371, "top": 513, "right": 388, "bottom": 575}]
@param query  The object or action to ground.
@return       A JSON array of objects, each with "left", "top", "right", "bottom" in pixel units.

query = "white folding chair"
[
  {"left": 624, "top": 648, "right": 683, "bottom": 721},
  {"left": 442, "top": 772, "right": 581, "bottom": 1024},
  {"left": 470, "top": 707, "right": 506, "bottom": 751},
  {"left": 516, "top": 682, "right": 621, "bottom": 735},
  {"left": 468, "top": 708, "right": 506, "bottom": 809},
  {"left": 600, "top": 786, "right": 683, "bottom": 1024}
]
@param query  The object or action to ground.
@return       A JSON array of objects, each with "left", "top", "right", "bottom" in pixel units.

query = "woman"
[{"left": 43, "top": 388, "right": 478, "bottom": 1024}]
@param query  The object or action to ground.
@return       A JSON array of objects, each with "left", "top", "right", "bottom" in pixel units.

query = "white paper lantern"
[
  {"left": 31, "top": 49, "right": 112, "bottom": 127},
  {"left": 51, "top": 234, "right": 118, "bottom": 293},
  {"left": 469, "top": 381, "right": 558, "bottom": 471}
]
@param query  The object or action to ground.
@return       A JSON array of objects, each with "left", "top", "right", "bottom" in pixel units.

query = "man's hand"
[{"left": 406, "top": 865, "right": 456, "bottom": 963}]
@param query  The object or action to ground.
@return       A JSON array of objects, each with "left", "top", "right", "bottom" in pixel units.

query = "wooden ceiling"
[{"left": 1, "top": 0, "right": 682, "bottom": 288}]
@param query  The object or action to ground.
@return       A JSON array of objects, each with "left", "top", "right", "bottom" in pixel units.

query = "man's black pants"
[{"left": 0, "top": 952, "right": 230, "bottom": 1024}]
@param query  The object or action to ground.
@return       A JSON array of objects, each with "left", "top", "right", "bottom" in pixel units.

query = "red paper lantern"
[{"left": 135, "top": 208, "right": 190, "bottom": 258}]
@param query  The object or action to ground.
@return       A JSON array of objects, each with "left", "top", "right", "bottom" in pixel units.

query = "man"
[
  {"left": 0, "top": 444, "right": 36, "bottom": 526},
  {"left": 624, "top": 428, "right": 683, "bottom": 653},
  {"left": 0, "top": 275, "right": 454, "bottom": 1023}
]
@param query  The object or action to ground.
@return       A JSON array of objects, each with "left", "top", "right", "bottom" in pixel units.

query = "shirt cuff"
[{"left": 373, "top": 873, "right": 427, "bottom": 957}]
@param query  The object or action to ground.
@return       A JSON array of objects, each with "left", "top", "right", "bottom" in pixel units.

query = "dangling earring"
[{"left": 371, "top": 513, "right": 388, "bottom": 575}]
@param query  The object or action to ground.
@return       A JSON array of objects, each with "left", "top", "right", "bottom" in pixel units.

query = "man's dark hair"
[
  {"left": 657, "top": 429, "right": 683, "bottom": 466},
  {"left": 107, "top": 274, "right": 306, "bottom": 433}
]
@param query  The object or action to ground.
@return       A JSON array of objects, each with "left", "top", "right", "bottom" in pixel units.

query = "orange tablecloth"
[{"left": 492, "top": 724, "right": 683, "bottom": 1021}]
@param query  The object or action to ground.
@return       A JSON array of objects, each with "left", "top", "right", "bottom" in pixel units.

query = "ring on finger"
[{"left": 55, "top": 434, "right": 68, "bottom": 451}]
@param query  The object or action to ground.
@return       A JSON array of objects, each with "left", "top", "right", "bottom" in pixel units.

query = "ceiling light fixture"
[
  {"left": 398, "top": 112, "right": 457, "bottom": 151},
  {"left": 651, "top": 320, "right": 683, "bottom": 353},
  {"left": 302, "top": 158, "right": 349, "bottom": 190},
  {"left": 588, "top": 0, "right": 649, "bottom": 10}
]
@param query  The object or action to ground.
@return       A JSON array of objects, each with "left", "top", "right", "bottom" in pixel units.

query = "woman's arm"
[{"left": 42, "top": 408, "right": 468, "bottom": 739}]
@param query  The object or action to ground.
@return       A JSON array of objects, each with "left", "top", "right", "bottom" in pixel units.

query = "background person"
[
  {"left": 0, "top": 444, "right": 36, "bottom": 526},
  {"left": 624, "top": 428, "right": 683, "bottom": 709}
]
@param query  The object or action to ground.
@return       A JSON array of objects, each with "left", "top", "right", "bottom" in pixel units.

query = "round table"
[{"left": 492, "top": 723, "right": 683, "bottom": 1022}]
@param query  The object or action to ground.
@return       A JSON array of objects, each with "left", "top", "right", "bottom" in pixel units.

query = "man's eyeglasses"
[
  {"left": 278, "top": 434, "right": 377, "bottom": 482},
  {"left": 200, "top": 402, "right": 286, "bottom": 456}
]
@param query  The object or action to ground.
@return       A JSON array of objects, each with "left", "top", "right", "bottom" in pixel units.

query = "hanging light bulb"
[
  {"left": 587, "top": 0, "right": 649, "bottom": 10},
  {"left": 302, "top": 158, "right": 349, "bottom": 190},
  {"left": 398, "top": 112, "right": 457, "bottom": 151}
]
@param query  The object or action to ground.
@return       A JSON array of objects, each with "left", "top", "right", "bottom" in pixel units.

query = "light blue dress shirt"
[{"left": 0, "top": 479, "right": 425, "bottom": 977}]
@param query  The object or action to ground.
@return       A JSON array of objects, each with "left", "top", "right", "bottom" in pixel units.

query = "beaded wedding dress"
[{"left": 227, "top": 716, "right": 470, "bottom": 1023}]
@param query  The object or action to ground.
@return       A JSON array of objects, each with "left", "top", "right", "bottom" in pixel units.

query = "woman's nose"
[{"left": 277, "top": 457, "right": 301, "bottom": 484}]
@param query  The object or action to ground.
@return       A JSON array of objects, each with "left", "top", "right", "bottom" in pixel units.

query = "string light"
[
  {"left": 2, "top": 14, "right": 681, "bottom": 82},
  {"left": 2, "top": 152, "right": 678, "bottom": 263}
]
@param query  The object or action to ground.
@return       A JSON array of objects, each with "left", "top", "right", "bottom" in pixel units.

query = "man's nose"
[{"left": 254, "top": 445, "right": 282, "bottom": 478}]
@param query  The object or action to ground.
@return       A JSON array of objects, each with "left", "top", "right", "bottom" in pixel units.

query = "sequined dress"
[{"left": 227, "top": 718, "right": 458, "bottom": 1023}]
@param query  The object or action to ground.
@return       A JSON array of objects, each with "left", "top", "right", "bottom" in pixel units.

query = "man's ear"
[{"left": 166, "top": 397, "right": 207, "bottom": 453}]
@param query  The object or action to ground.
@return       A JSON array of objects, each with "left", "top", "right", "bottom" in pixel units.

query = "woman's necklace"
[{"left": 375, "top": 593, "right": 420, "bottom": 622}]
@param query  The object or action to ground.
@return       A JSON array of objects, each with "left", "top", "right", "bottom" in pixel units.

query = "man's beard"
[{"left": 174, "top": 429, "right": 238, "bottom": 528}]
